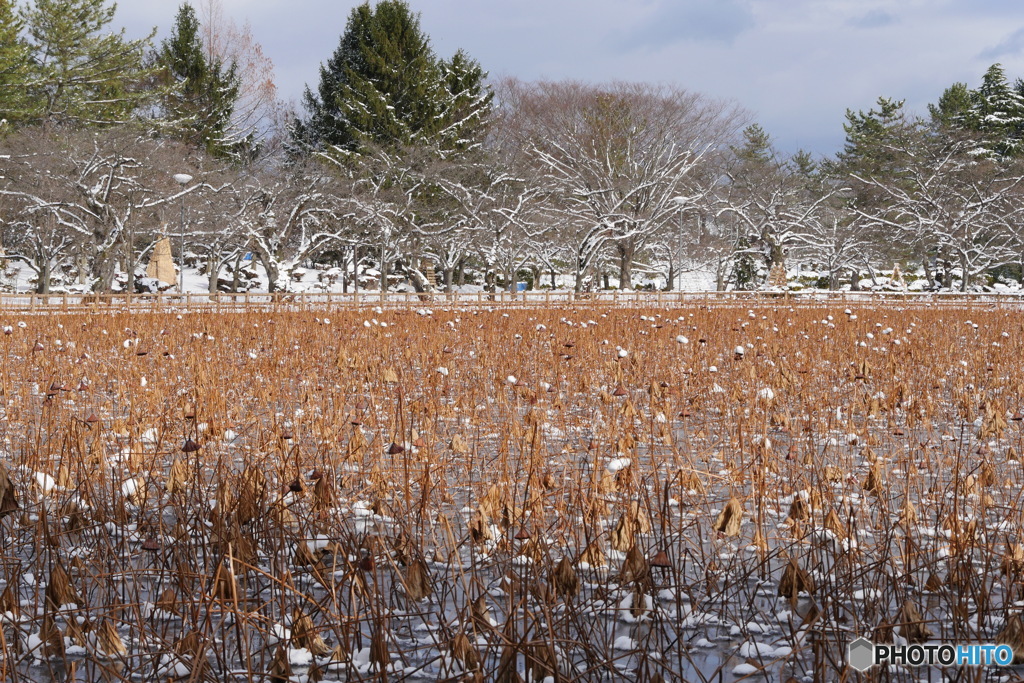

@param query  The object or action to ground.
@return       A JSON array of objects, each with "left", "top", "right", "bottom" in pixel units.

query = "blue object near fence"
[{"left": 516, "top": 282, "right": 527, "bottom": 292}]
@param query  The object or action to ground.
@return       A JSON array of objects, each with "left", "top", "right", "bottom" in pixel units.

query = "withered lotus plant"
[
  {"left": 777, "top": 558, "right": 815, "bottom": 604},
  {"left": 0, "top": 302, "right": 1017, "bottom": 680},
  {"left": 404, "top": 558, "right": 432, "bottom": 601},
  {"left": 0, "top": 462, "right": 18, "bottom": 518},
  {"left": 292, "top": 608, "right": 332, "bottom": 657},
  {"left": 96, "top": 618, "right": 127, "bottom": 658},
  {"left": 550, "top": 556, "right": 579, "bottom": 599},
  {"left": 713, "top": 497, "right": 744, "bottom": 537},
  {"left": 450, "top": 631, "right": 480, "bottom": 670},
  {"left": 997, "top": 615, "right": 1024, "bottom": 664},
  {"left": 897, "top": 600, "right": 933, "bottom": 643}
]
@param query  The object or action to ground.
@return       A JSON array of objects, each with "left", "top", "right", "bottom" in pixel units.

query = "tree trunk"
[
  {"left": 91, "top": 240, "right": 120, "bottom": 292},
  {"left": 78, "top": 252, "right": 89, "bottom": 285},
  {"left": 260, "top": 252, "right": 280, "bottom": 293},
  {"left": 399, "top": 260, "right": 427, "bottom": 293},
  {"left": 379, "top": 244, "right": 388, "bottom": 292},
  {"left": 922, "top": 254, "right": 934, "bottom": 289},
  {"left": 36, "top": 258, "right": 50, "bottom": 294},
  {"left": 865, "top": 262, "right": 878, "bottom": 287},
  {"left": 231, "top": 252, "right": 244, "bottom": 292},
  {"left": 767, "top": 240, "right": 784, "bottom": 270},
  {"left": 341, "top": 246, "right": 349, "bottom": 294},
  {"left": 96, "top": 257, "right": 117, "bottom": 293},
  {"left": 616, "top": 240, "right": 636, "bottom": 290},
  {"left": 124, "top": 233, "right": 134, "bottom": 279},
  {"left": 352, "top": 246, "right": 359, "bottom": 294},
  {"left": 959, "top": 254, "right": 970, "bottom": 292},
  {"left": 444, "top": 266, "right": 454, "bottom": 292},
  {"left": 666, "top": 262, "right": 675, "bottom": 291},
  {"left": 207, "top": 254, "right": 219, "bottom": 294}
]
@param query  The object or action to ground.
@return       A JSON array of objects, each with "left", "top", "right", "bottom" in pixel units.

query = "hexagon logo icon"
[{"left": 848, "top": 637, "right": 875, "bottom": 672}]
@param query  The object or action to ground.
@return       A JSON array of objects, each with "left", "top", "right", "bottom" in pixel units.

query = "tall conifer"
[
  {"left": 154, "top": 3, "right": 244, "bottom": 158},
  {"left": 292, "top": 0, "right": 490, "bottom": 160},
  {"left": 0, "top": 0, "right": 33, "bottom": 127},
  {"left": 23, "top": 0, "right": 157, "bottom": 126}
]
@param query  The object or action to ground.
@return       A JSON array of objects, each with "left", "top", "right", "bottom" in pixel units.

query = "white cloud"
[
  {"left": 846, "top": 9, "right": 897, "bottom": 29},
  {"left": 616, "top": 0, "right": 756, "bottom": 50},
  {"left": 980, "top": 27, "right": 1024, "bottom": 59}
]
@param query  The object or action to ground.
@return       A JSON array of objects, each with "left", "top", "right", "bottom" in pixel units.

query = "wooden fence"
[{"left": 0, "top": 289, "right": 1022, "bottom": 313}]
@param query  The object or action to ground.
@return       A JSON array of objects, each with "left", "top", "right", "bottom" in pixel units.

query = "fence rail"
[{"left": 1, "top": 289, "right": 1022, "bottom": 313}]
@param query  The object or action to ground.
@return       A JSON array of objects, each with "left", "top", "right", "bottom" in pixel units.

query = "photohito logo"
[{"left": 847, "top": 637, "right": 1014, "bottom": 671}]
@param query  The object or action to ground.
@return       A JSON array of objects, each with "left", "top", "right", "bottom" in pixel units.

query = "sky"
[{"left": 114, "top": 0, "right": 1024, "bottom": 158}]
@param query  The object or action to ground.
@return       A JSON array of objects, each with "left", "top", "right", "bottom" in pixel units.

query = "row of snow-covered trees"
[{"left": 4, "top": 0, "right": 1024, "bottom": 294}]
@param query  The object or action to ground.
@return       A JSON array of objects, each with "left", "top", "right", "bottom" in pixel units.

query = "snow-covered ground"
[{"left": 3, "top": 258, "right": 1022, "bottom": 295}]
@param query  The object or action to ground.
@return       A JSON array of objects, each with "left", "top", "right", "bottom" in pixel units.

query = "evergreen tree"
[
  {"left": 790, "top": 150, "right": 818, "bottom": 179},
  {"left": 834, "top": 97, "right": 915, "bottom": 180},
  {"left": 292, "top": 0, "right": 490, "bottom": 159},
  {"left": 439, "top": 49, "right": 492, "bottom": 154},
  {"left": 972, "top": 63, "right": 1024, "bottom": 157},
  {"left": 724, "top": 124, "right": 827, "bottom": 278},
  {"left": 928, "top": 82, "right": 974, "bottom": 130},
  {"left": 731, "top": 236, "right": 757, "bottom": 290},
  {"left": 153, "top": 3, "right": 244, "bottom": 158},
  {"left": 732, "top": 123, "right": 773, "bottom": 165},
  {"left": 23, "top": 0, "right": 158, "bottom": 126},
  {"left": 830, "top": 97, "right": 926, "bottom": 280},
  {"left": 930, "top": 65, "right": 1024, "bottom": 158},
  {"left": 0, "top": 0, "right": 33, "bottom": 128}
]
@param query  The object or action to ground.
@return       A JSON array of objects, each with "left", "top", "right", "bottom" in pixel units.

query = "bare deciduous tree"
[
  {"left": 499, "top": 79, "right": 746, "bottom": 291},
  {"left": 240, "top": 164, "right": 349, "bottom": 293},
  {"left": 0, "top": 126, "right": 209, "bottom": 292},
  {"left": 197, "top": 0, "right": 287, "bottom": 153},
  {"left": 855, "top": 138, "right": 1024, "bottom": 291}
]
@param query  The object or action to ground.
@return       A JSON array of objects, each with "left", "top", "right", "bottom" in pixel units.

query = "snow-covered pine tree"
[
  {"left": 930, "top": 65, "right": 1024, "bottom": 159},
  {"left": 972, "top": 63, "right": 1024, "bottom": 158},
  {"left": 0, "top": 0, "right": 33, "bottom": 127},
  {"left": 835, "top": 97, "right": 916, "bottom": 179},
  {"left": 929, "top": 82, "right": 975, "bottom": 130},
  {"left": 732, "top": 122, "right": 773, "bottom": 165},
  {"left": 437, "top": 49, "right": 493, "bottom": 156},
  {"left": 291, "top": 0, "right": 490, "bottom": 160},
  {"left": 22, "top": 0, "right": 159, "bottom": 126},
  {"left": 153, "top": 3, "right": 246, "bottom": 159},
  {"left": 829, "top": 96, "right": 922, "bottom": 227}
]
